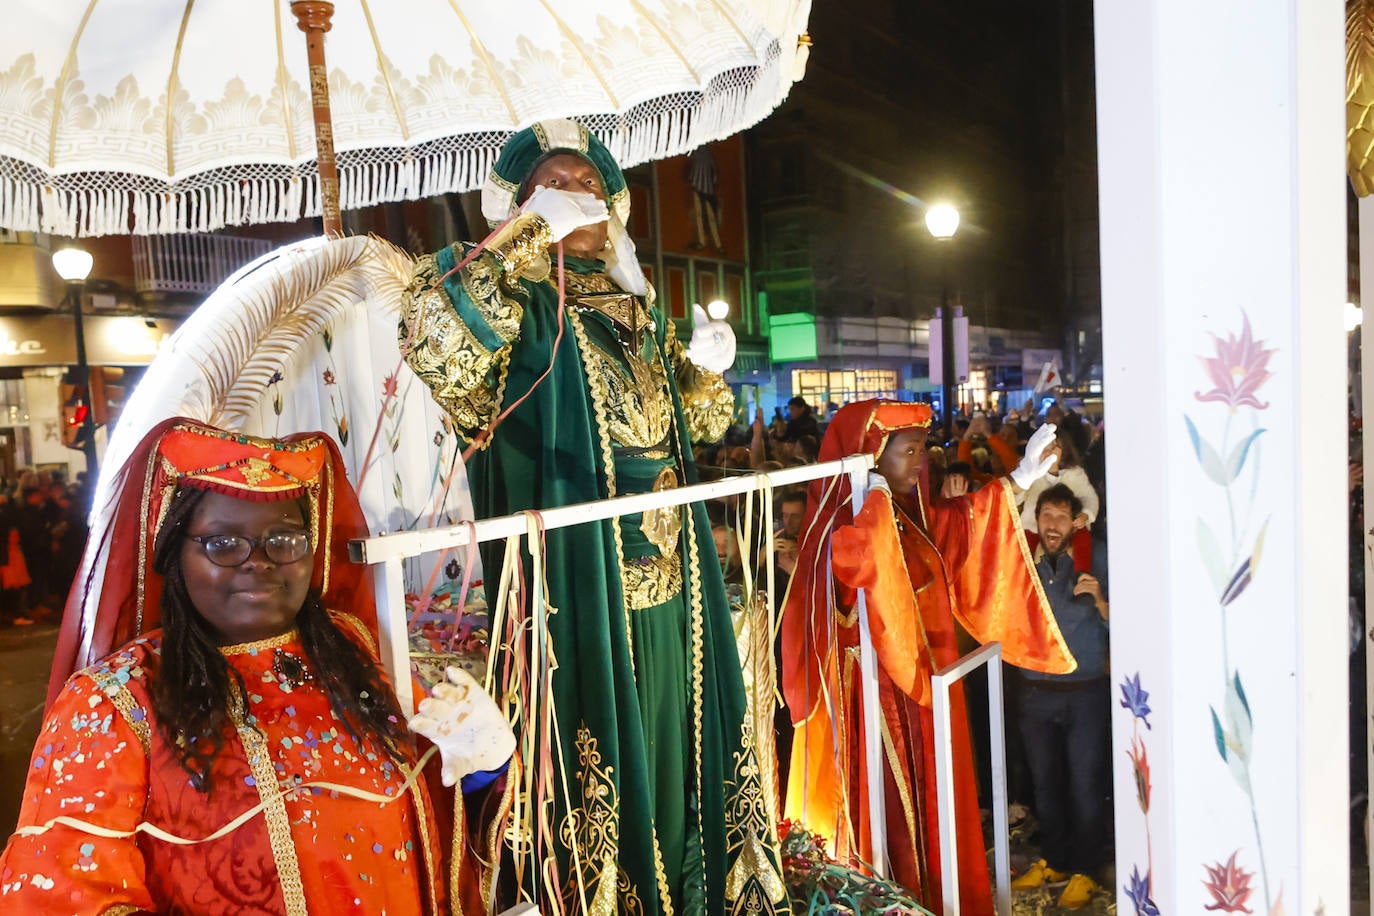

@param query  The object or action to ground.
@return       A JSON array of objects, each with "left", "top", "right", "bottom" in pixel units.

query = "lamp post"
[
  {"left": 925, "top": 203, "right": 960, "bottom": 440},
  {"left": 51, "top": 245, "right": 98, "bottom": 478}
]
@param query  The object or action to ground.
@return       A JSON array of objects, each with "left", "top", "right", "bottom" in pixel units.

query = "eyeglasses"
[{"left": 188, "top": 531, "right": 312, "bottom": 567}]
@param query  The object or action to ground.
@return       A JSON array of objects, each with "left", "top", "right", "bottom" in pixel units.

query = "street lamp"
[
  {"left": 706, "top": 298, "right": 730, "bottom": 321},
  {"left": 926, "top": 203, "right": 960, "bottom": 439},
  {"left": 52, "top": 245, "right": 98, "bottom": 479}
]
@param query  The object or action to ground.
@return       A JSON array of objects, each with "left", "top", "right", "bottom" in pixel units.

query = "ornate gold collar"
[{"left": 220, "top": 628, "right": 299, "bottom": 656}]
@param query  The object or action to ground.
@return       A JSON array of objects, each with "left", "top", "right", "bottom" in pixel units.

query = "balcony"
[{"left": 132, "top": 233, "right": 276, "bottom": 298}]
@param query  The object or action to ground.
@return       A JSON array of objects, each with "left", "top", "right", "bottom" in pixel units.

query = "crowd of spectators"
[{"left": 0, "top": 469, "right": 89, "bottom": 627}]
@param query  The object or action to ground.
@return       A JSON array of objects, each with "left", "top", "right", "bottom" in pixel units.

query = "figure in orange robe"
[
  {"left": 1, "top": 419, "right": 509, "bottom": 915},
  {"left": 780, "top": 400, "right": 1075, "bottom": 913}
]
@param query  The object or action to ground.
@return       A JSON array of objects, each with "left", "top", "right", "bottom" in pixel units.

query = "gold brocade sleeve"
[
  {"left": 398, "top": 215, "right": 552, "bottom": 444},
  {"left": 664, "top": 318, "right": 734, "bottom": 443}
]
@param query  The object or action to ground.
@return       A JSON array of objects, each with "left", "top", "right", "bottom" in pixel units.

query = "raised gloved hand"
[
  {"left": 684, "top": 303, "right": 736, "bottom": 374},
  {"left": 1010, "top": 423, "right": 1059, "bottom": 490},
  {"left": 521, "top": 186, "right": 609, "bottom": 242},
  {"left": 408, "top": 666, "right": 515, "bottom": 788}
]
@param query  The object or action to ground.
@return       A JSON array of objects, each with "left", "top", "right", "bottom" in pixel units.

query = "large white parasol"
[{"left": 0, "top": 0, "right": 812, "bottom": 237}]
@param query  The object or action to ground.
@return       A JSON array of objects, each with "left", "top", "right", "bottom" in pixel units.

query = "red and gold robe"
[{"left": 1, "top": 623, "right": 495, "bottom": 915}]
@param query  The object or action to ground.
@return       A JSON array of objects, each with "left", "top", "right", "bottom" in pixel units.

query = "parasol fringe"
[{"left": 4, "top": 35, "right": 798, "bottom": 238}]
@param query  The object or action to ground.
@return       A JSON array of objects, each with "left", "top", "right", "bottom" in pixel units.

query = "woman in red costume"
[
  {"left": 780, "top": 400, "right": 1075, "bottom": 913},
  {"left": 1, "top": 419, "right": 512, "bottom": 915}
]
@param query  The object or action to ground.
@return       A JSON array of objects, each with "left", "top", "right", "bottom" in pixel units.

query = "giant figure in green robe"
[{"left": 400, "top": 119, "right": 785, "bottom": 916}]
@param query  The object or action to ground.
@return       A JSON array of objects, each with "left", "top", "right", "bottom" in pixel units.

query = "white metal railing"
[
  {"left": 351, "top": 455, "right": 874, "bottom": 717},
  {"left": 932, "top": 642, "right": 1012, "bottom": 916},
  {"left": 132, "top": 233, "right": 275, "bottom": 295}
]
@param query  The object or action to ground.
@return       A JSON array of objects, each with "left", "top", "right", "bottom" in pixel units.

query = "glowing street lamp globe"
[
  {"left": 706, "top": 299, "right": 730, "bottom": 321},
  {"left": 52, "top": 246, "right": 94, "bottom": 282},
  {"left": 925, "top": 204, "right": 960, "bottom": 240}
]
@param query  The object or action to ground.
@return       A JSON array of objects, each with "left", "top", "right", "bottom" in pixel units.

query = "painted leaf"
[
  {"left": 1219, "top": 558, "right": 1253, "bottom": 607},
  {"left": 1232, "top": 671, "right": 1251, "bottom": 720},
  {"left": 1251, "top": 517, "right": 1270, "bottom": 570},
  {"left": 1211, "top": 706, "right": 1228, "bottom": 761},
  {"left": 1224, "top": 428, "right": 1267, "bottom": 482},
  {"left": 1184, "top": 415, "right": 1229, "bottom": 485},
  {"left": 1225, "top": 674, "right": 1252, "bottom": 761},
  {"left": 1196, "top": 517, "right": 1227, "bottom": 597}
]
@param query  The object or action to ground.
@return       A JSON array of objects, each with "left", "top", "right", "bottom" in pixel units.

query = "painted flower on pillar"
[
  {"left": 1127, "top": 734, "right": 1152, "bottom": 813},
  {"left": 1119, "top": 672, "right": 1153, "bottom": 729},
  {"left": 1125, "top": 865, "right": 1161, "bottom": 916},
  {"left": 1183, "top": 309, "right": 1278, "bottom": 912},
  {"left": 1202, "top": 851, "right": 1255, "bottom": 913},
  {"left": 1120, "top": 672, "right": 1157, "bottom": 911},
  {"left": 1195, "top": 314, "right": 1276, "bottom": 410}
]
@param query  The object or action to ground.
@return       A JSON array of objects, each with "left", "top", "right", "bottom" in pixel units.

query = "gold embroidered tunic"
[{"left": 399, "top": 231, "right": 785, "bottom": 916}]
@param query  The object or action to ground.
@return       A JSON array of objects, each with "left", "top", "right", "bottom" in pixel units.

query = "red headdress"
[
  {"left": 49, "top": 418, "right": 375, "bottom": 706},
  {"left": 779, "top": 400, "right": 932, "bottom": 724}
]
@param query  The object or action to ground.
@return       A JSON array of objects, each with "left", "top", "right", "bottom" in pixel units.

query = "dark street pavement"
[{"left": 0, "top": 623, "right": 58, "bottom": 840}]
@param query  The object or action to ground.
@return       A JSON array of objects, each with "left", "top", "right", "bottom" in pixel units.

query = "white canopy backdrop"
[
  {"left": 71, "top": 235, "right": 474, "bottom": 665},
  {"left": 0, "top": 0, "right": 812, "bottom": 236}
]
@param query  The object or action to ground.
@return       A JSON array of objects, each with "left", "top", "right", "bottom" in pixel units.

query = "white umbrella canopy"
[{"left": 0, "top": 0, "right": 812, "bottom": 236}]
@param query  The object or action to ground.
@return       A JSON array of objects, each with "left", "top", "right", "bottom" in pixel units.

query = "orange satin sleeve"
[
  {"left": 832, "top": 488, "right": 934, "bottom": 706},
  {"left": 939, "top": 478, "right": 1077, "bottom": 675},
  {"left": 0, "top": 674, "right": 156, "bottom": 914}
]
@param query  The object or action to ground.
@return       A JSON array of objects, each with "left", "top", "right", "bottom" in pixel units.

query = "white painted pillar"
[{"left": 1095, "top": 2, "right": 1349, "bottom": 913}]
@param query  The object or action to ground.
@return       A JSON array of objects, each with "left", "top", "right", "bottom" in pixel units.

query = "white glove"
[
  {"left": 684, "top": 303, "right": 737, "bottom": 374},
  {"left": 1010, "top": 423, "right": 1059, "bottom": 490},
  {"left": 521, "top": 186, "right": 608, "bottom": 243},
  {"left": 408, "top": 666, "right": 516, "bottom": 788}
]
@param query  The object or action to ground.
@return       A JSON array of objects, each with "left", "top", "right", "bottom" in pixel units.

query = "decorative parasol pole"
[{"left": 291, "top": 1, "right": 342, "bottom": 237}]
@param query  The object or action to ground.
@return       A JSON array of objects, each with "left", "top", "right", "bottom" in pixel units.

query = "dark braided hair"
[{"left": 150, "top": 486, "right": 412, "bottom": 791}]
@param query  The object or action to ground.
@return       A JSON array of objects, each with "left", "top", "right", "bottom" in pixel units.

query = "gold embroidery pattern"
[
  {"left": 326, "top": 611, "right": 379, "bottom": 657},
  {"left": 557, "top": 271, "right": 619, "bottom": 296},
  {"left": 733, "top": 590, "right": 781, "bottom": 828},
  {"left": 569, "top": 290, "right": 655, "bottom": 341},
  {"left": 483, "top": 766, "right": 519, "bottom": 915},
  {"left": 620, "top": 552, "right": 685, "bottom": 611},
  {"left": 100, "top": 906, "right": 145, "bottom": 916},
  {"left": 401, "top": 761, "right": 443, "bottom": 916},
  {"left": 650, "top": 826, "right": 677, "bottom": 916},
  {"left": 683, "top": 522, "right": 709, "bottom": 898},
  {"left": 219, "top": 629, "right": 299, "bottom": 656},
  {"left": 722, "top": 719, "right": 788, "bottom": 913},
  {"left": 400, "top": 249, "right": 516, "bottom": 444},
  {"left": 491, "top": 213, "right": 553, "bottom": 283},
  {"left": 82, "top": 669, "right": 151, "bottom": 758},
  {"left": 558, "top": 727, "right": 643, "bottom": 916},
  {"left": 878, "top": 711, "right": 922, "bottom": 891},
  {"left": 592, "top": 342, "right": 673, "bottom": 449},
  {"left": 665, "top": 319, "right": 733, "bottom": 443},
  {"left": 572, "top": 298, "right": 674, "bottom": 451},
  {"left": 567, "top": 308, "right": 634, "bottom": 655},
  {"left": 228, "top": 689, "right": 308, "bottom": 916},
  {"left": 640, "top": 466, "right": 683, "bottom": 556}
]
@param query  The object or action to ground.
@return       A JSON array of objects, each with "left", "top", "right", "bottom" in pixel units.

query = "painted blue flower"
[
  {"left": 1125, "top": 865, "right": 1160, "bottom": 916},
  {"left": 1119, "top": 672, "right": 1153, "bottom": 729}
]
